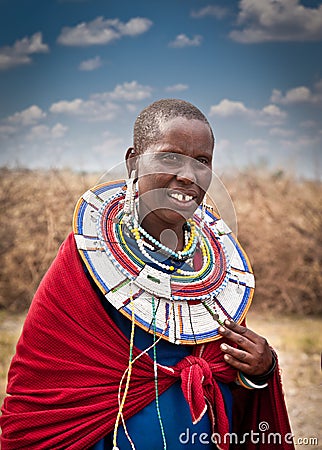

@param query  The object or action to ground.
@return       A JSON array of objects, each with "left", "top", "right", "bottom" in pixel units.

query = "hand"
[{"left": 218, "top": 320, "right": 273, "bottom": 376}]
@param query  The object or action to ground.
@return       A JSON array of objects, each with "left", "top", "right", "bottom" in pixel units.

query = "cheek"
[
  {"left": 138, "top": 174, "right": 170, "bottom": 193},
  {"left": 203, "top": 171, "right": 212, "bottom": 191}
]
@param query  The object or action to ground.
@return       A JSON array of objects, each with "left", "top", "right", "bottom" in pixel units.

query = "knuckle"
[
  {"left": 260, "top": 336, "right": 268, "bottom": 346},
  {"left": 257, "top": 347, "right": 265, "bottom": 357}
]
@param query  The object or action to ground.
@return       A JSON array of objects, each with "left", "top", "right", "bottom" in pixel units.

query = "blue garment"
[
  {"left": 87, "top": 230, "right": 233, "bottom": 449},
  {"left": 89, "top": 299, "right": 232, "bottom": 450}
]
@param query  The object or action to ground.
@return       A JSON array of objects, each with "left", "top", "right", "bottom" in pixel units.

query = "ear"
[{"left": 125, "top": 147, "right": 138, "bottom": 177}]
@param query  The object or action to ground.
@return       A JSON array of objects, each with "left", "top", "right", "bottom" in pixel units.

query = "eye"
[
  {"left": 159, "top": 152, "right": 181, "bottom": 163},
  {"left": 196, "top": 157, "right": 210, "bottom": 166}
]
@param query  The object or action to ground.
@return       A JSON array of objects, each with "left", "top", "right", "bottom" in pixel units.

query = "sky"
[{"left": 0, "top": 0, "right": 321, "bottom": 179}]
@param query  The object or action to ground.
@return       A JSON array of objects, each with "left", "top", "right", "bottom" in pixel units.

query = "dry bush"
[
  {"left": 0, "top": 168, "right": 98, "bottom": 311},
  {"left": 0, "top": 167, "right": 321, "bottom": 314},
  {"left": 223, "top": 169, "right": 322, "bottom": 314}
]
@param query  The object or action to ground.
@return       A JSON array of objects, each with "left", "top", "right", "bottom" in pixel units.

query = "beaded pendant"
[{"left": 73, "top": 180, "right": 255, "bottom": 345}]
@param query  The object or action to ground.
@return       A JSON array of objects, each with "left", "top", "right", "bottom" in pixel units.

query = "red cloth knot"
[{"left": 172, "top": 356, "right": 214, "bottom": 424}]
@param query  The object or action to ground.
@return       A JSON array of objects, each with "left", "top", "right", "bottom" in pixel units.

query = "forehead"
[
  {"left": 159, "top": 117, "right": 211, "bottom": 139},
  {"left": 149, "top": 117, "right": 214, "bottom": 154}
]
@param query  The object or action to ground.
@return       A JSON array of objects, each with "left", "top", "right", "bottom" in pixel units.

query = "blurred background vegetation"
[{"left": 0, "top": 167, "right": 321, "bottom": 314}]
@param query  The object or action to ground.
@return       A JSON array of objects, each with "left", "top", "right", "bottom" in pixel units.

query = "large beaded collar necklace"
[{"left": 73, "top": 180, "right": 255, "bottom": 345}]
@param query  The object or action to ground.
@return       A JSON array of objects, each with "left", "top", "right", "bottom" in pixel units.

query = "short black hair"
[{"left": 133, "top": 98, "right": 214, "bottom": 153}]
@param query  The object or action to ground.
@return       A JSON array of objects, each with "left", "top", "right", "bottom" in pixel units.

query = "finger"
[
  {"left": 218, "top": 325, "right": 256, "bottom": 351},
  {"left": 221, "top": 341, "right": 274, "bottom": 376},
  {"left": 222, "top": 352, "right": 252, "bottom": 373},
  {"left": 223, "top": 320, "right": 262, "bottom": 344},
  {"left": 220, "top": 343, "right": 251, "bottom": 363}
]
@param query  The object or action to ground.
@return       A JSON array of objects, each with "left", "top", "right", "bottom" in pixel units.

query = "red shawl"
[{"left": 0, "top": 233, "right": 294, "bottom": 449}]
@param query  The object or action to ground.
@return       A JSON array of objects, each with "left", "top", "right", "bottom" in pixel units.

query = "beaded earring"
[
  {"left": 201, "top": 194, "right": 207, "bottom": 228},
  {"left": 123, "top": 170, "right": 137, "bottom": 218}
]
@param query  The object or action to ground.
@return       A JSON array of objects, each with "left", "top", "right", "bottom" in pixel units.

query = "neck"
[{"left": 140, "top": 213, "right": 185, "bottom": 252}]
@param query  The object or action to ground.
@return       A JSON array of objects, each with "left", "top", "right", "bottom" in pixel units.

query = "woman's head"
[
  {"left": 126, "top": 99, "right": 215, "bottom": 242},
  {"left": 133, "top": 98, "right": 214, "bottom": 154}
]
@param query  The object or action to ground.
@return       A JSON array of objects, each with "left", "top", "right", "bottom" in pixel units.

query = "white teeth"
[{"left": 170, "top": 193, "right": 193, "bottom": 202}]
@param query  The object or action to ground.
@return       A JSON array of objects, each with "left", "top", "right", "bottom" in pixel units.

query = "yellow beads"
[{"left": 131, "top": 228, "right": 140, "bottom": 241}]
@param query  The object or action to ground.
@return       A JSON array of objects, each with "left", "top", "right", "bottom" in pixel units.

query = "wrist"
[
  {"left": 237, "top": 371, "right": 268, "bottom": 389},
  {"left": 246, "top": 350, "right": 277, "bottom": 384}
]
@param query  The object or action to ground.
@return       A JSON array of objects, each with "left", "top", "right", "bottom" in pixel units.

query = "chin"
[{"left": 157, "top": 208, "right": 193, "bottom": 226}]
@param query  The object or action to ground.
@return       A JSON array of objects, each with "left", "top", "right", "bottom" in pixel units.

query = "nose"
[{"left": 176, "top": 161, "right": 197, "bottom": 184}]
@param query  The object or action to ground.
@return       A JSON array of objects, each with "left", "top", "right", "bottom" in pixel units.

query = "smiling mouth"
[
  {"left": 170, "top": 192, "right": 194, "bottom": 202},
  {"left": 167, "top": 190, "right": 199, "bottom": 209}
]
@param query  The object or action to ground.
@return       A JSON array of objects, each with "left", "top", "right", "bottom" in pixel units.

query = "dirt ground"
[
  {"left": 0, "top": 312, "right": 321, "bottom": 449},
  {"left": 247, "top": 314, "right": 321, "bottom": 449}
]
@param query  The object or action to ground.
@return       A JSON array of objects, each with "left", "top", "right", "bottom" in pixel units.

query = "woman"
[{"left": 0, "top": 99, "right": 294, "bottom": 449}]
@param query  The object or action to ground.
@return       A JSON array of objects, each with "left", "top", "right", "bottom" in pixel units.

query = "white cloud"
[
  {"left": 51, "top": 123, "right": 69, "bottom": 138},
  {"left": 230, "top": 0, "right": 322, "bottom": 43},
  {"left": 191, "top": 5, "right": 228, "bottom": 19},
  {"left": 57, "top": 16, "right": 153, "bottom": 46},
  {"left": 209, "top": 99, "right": 250, "bottom": 117},
  {"left": 0, "top": 125, "right": 16, "bottom": 139},
  {"left": 269, "top": 127, "right": 294, "bottom": 138},
  {"left": 280, "top": 135, "right": 321, "bottom": 151},
  {"left": 165, "top": 84, "right": 189, "bottom": 93},
  {"left": 271, "top": 87, "right": 310, "bottom": 104},
  {"left": 209, "top": 98, "right": 287, "bottom": 126},
  {"left": 27, "top": 123, "right": 69, "bottom": 141},
  {"left": 0, "top": 32, "right": 49, "bottom": 71},
  {"left": 52, "top": 82, "right": 151, "bottom": 123},
  {"left": 92, "top": 136, "right": 124, "bottom": 156},
  {"left": 50, "top": 98, "right": 84, "bottom": 114},
  {"left": 169, "top": 34, "right": 203, "bottom": 48},
  {"left": 26, "top": 125, "right": 49, "bottom": 140},
  {"left": 245, "top": 138, "right": 269, "bottom": 147},
  {"left": 50, "top": 98, "right": 119, "bottom": 121},
  {"left": 7, "top": 105, "right": 47, "bottom": 126},
  {"left": 126, "top": 103, "right": 139, "bottom": 113},
  {"left": 50, "top": 81, "right": 152, "bottom": 121},
  {"left": 315, "top": 79, "right": 322, "bottom": 92},
  {"left": 217, "top": 138, "right": 231, "bottom": 149},
  {"left": 118, "top": 17, "right": 153, "bottom": 36},
  {"left": 271, "top": 81, "right": 322, "bottom": 104},
  {"left": 108, "top": 81, "right": 152, "bottom": 101},
  {"left": 261, "top": 104, "right": 287, "bottom": 120},
  {"left": 300, "top": 120, "right": 317, "bottom": 129},
  {"left": 79, "top": 55, "right": 102, "bottom": 71}
]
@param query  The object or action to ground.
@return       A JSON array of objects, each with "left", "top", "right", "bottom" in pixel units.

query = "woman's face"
[{"left": 134, "top": 117, "right": 214, "bottom": 234}]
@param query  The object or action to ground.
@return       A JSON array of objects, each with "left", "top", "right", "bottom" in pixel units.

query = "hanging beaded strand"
[
  {"left": 152, "top": 296, "right": 167, "bottom": 450},
  {"left": 112, "top": 287, "right": 136, "bottom": 450},
  {"left": 133, "top": 219, "right": 198, "bottom": 262},
  {"left": 129, "top": 218, "right": 212, "bottom": 277},
  {"left": 113, "top": 301, "right": 174, "bottom": 450}
]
